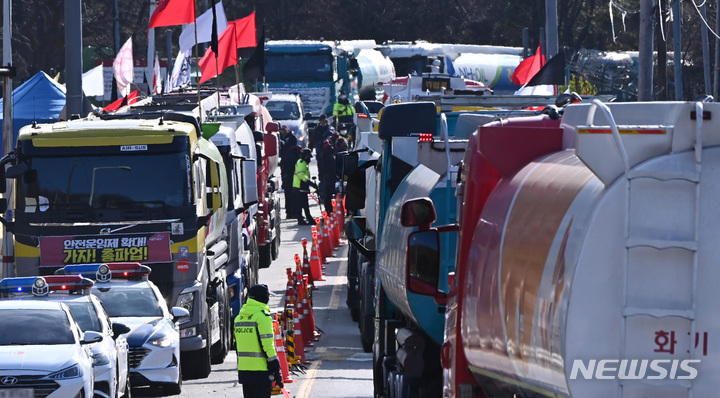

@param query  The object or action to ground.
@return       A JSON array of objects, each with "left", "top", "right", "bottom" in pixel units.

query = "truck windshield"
[
  {"left": 265, "top": 53, "right": 334, "bottom": 82},
  {"left": 16, "top": 152, "right": 192, "bottom": 211}
]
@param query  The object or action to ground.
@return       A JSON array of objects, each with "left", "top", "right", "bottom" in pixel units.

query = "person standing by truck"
[
  {"left": 333, "top": 91, "right": 355, "bottom": 126},
  {"left": 293, "top": 149, "right": 318, "bottom": 225},
  {"left": 234, "top": 284, "right": 283, "bottom": 398},
  {"left": 279, "top": 126, "right": 301, "bottom": 219}
]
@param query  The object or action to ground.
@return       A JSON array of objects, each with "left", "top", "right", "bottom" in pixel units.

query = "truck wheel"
[
  {"left": 271, "top": 228, "right": 281, "bottom": 260},
  {"left": 346, "top": 246, "right": 360, "bottom": 322},
  {"left": 181, "top": 320, "right": 212, "bottom": 379},
  {"left": 211, "top": 283, "right": 230, "bottom": 364},
  {"left": 259, "top": 244, "right": 272, "bottom": 269},
  {"left": 359, "top": 261, "right": 374, "bottom": 353}
]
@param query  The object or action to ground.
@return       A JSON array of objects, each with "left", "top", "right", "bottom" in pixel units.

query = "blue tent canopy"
[{"left": 0, "top": 71, "right": 66, "bottom": 153}]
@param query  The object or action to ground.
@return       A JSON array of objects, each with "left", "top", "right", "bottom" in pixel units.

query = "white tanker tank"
[{"left": 406, "top": 100, "right": 720, "bottom": 397}]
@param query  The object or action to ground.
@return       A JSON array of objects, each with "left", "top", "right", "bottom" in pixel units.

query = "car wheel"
[{"left": 162, "top": 362, "right": 182, "bottom": 395}]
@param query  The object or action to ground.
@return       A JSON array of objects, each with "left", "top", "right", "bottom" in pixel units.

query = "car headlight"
[
  {"left": 92, "top": 352, "right": 111, "bottom": 366},
  {"left": 149, "top": 333, "right": 176, "bottom": 348},
  {"left": 43, "top": 364, "right": 83, "bottom": 380}
]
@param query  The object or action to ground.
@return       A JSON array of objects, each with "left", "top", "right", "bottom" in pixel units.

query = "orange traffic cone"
[
  {"left": 320, "top": 213, "right": 332, "bottom": 259},
  {"left": 309, "top": 232, "right": 325, "bottom": 282},
  {"left": 292, "top": 309, "right": 311, "bottom": 364},
  {"left": 284, "top": 269, "right": 296, "bottom": 312},
  {"left": 272, "top": 313, "right": 295, "bottom": 384},
  {"left": 301, "top": 239, "right": 315, "bottom": 287},
  {"left": 303, "top": 276, "right": 321, "bottom": 341}
]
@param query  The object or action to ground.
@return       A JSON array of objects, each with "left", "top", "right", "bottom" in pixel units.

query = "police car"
[
  {"left": 0, "top": 275, "right": 132, "bottom": 398},
  {"left": 60, "top": 263, "right": 188, "bottom": 395},
  {"left": 0, "top": 299, "right": 102, "bottom": 398}
]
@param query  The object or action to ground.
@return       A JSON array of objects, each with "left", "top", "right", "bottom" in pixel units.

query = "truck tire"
[
  {"left": 346, "top": 246, "right": 361, "bottom": 322},
  {"left": 271, "top": 226, "right": 281, "bottom": 261},
  {"left": 211, "top": 283, "right": 231, "bottom": 364},
  {"left": 244, "top": 233, "right": 260, "bottom": 290},
  {"left": 182, "top": 319, "right": 212, "bottom": 379},
  {"left": 259, "top": 243, "right": 272, "bottom": 269},
  {"left": 359, "top": 260, "right": 374, "bottom": 353}
]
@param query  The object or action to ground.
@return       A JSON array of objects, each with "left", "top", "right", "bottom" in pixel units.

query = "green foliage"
[{"left": 560, "top": 75, "right": 598, "bottom": 96}]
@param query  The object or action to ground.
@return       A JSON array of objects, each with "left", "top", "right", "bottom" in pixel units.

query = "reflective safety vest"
[
  {"left": 234, "top": 298, "right": 278, "bottom": 371},
  {"left": 333, "top": 102, "right": 354, "bottom": 118},
  {"left": 293, "top": 159, "right": 310, "bottom": 189}
]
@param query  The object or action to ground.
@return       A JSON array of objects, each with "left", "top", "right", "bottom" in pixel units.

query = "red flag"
[
  {"left": 103, "top": 89, "right": 140, "bottom": 112},
  {"left": 198, "top": 24, "right": 237, "bottom": 84},
  {"left": 511, "top": 45, "right": 545, "bottom": 86},
  {"left": 148, "top": 0, "right": 195, "bottom": 30},
  {"left": 234, "top": 12, "right": 256, "bottom": 49}
]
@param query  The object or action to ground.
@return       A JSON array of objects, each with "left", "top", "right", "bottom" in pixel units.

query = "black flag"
[
  {"left": 242, "top": 26, "right": 265, "bottom": 81},
  {"left": 210, "top": 2, "right": 219, "bottom": 55},
  {"left": 526, "top": 52, "right": 565, "bottom": 86}
]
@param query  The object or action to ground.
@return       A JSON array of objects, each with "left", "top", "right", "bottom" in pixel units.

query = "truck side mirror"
[
  {"left": 264, "top": 122, "right": 280, "bottom": 133},
  {"left": 401, "top": 197, "right": 436, "bottom": 229},
  {"left": 5, "top": 162, "right": 28, "bottom": 179},
  {"left": 406, "top": 229, "right": 440, "bottom": 296}
]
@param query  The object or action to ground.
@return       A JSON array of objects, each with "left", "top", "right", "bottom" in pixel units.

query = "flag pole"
[{"left": 193, "top": 4, "right": 203, "bottom": 124}]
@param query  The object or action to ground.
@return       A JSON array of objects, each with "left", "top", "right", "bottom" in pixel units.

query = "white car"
[
  {"left": 0, "top": 300, "right": 102, "bottom": 398},
  {"left": 61, "top": 263, "right": 188, "bottom": 396},
  {"left": 264, "top": 93, "right": 309, "bottom": 147},
  {"left": 0, "top": 275, "right": 132, "bottom": 398}
]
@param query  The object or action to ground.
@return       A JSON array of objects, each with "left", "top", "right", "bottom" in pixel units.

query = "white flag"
[
  {"left": 167, "top": 49, "right": 191, "bottom": 92},
  {"left": 82, "top": 64, "right": 105, "bottom": 97},
  {"left": 152, "top": 52, "right": 162, "bottom": 94},
  {"left": 113, "top": 38, "right": 134, "bottom": 97},
  {"left": 178, "top": 1, "right": 228, "bottom": 53}
]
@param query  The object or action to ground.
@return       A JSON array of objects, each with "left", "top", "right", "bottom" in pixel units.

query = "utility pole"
[
  {"left": 65, "top": 0, "right": 83, "bottom": 117},
  {"left": 638, "top": 0, "right": 654, "bottom": 100},
  {"left": 545, "top": 0, "right": 559, "bottom": 56},
  {"left": 2, "top": 0, "right": 14, "bottom": 279},
  {"left": 673, "top": 0, "right": 683, "bottom": 100}
]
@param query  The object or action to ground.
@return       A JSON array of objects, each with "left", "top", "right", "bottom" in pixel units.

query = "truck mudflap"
[{"left": 209, "top": 302, "right": 220, "bottom": 345}]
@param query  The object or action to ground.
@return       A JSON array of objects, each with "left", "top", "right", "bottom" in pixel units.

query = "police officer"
[
  {"left": 293, "top": 149, "right": 318, "bottom": 225},
  {"left": 332, "top": 90, "right": 355, "bottom": 126},
  {"left": 234, "top": 284, "right": 283, "bottom": 398}
]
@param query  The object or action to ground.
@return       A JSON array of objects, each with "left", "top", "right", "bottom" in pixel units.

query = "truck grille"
[
  {"left": 128, "top": 346, "right": 151, "bottom": 368},
  {"left": 0, "top": 376, "right": 60, "bottom": 397}
]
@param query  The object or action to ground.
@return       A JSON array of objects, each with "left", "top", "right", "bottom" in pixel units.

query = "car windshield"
[
  {"left": 64, "top": 301, "right": 102, "bottom": 332},
  {"left": 266, "top": 101, "right": 300, "bottom": 120},
  {"left": 93, "top": 286, "right": 163, "bottom": 317},
  {"left": 0, "top": 309, "right": 75, "bottom": 345}
]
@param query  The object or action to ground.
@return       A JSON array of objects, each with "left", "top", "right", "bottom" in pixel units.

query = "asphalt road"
[{"left": 149, "top": 164, "right": 374, "bottom": 398}]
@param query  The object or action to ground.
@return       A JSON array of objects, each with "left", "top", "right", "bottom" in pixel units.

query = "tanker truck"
[
  {"left": 404, "top": 100, "right": 720, "bottom": 397},
  {"left": 342, "top": 102, "right": 470, "bottom": 396}
]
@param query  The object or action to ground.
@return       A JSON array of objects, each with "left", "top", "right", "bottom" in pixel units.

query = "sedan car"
[
  {"left": 0, "top": 300, "right": 102, "bottom": 398},
  {"left": 60, "top": 263, "right": 188, "bottom": 396},
  {"left": 0, "top": 275, "right": 131, "bottom": 398}
]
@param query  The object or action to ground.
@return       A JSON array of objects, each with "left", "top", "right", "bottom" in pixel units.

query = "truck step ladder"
[{"left": 589, "top": 101, "right": 704, "bottom": 397}]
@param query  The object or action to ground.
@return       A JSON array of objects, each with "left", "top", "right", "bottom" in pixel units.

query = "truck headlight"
[
  {"left": 43, "top": 364, "right": 82, "bottom": 379},
  {"left": 180, "top": 326, "right": 197, "bottom": 338},
  {"left": 177, "top": 292, "right": 194, "bottom": 314},
  {"left": 92, "top": 352, "right": 111, "bottom": 366}
]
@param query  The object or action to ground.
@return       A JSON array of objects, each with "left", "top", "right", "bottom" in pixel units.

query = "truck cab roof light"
[
  {"left": 61, "top": 262, "right": 152, "bottom": 282},
  {"left": 0, "top": 275, "right": 94, "bottom": 297}
]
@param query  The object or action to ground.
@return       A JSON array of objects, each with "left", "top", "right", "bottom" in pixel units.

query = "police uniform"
[
  {"left": 234, "top": 285, "right": 280, "bottom": 398},
  {"left": 292, "top": 151, "right": 316, "bottom": 225}
]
